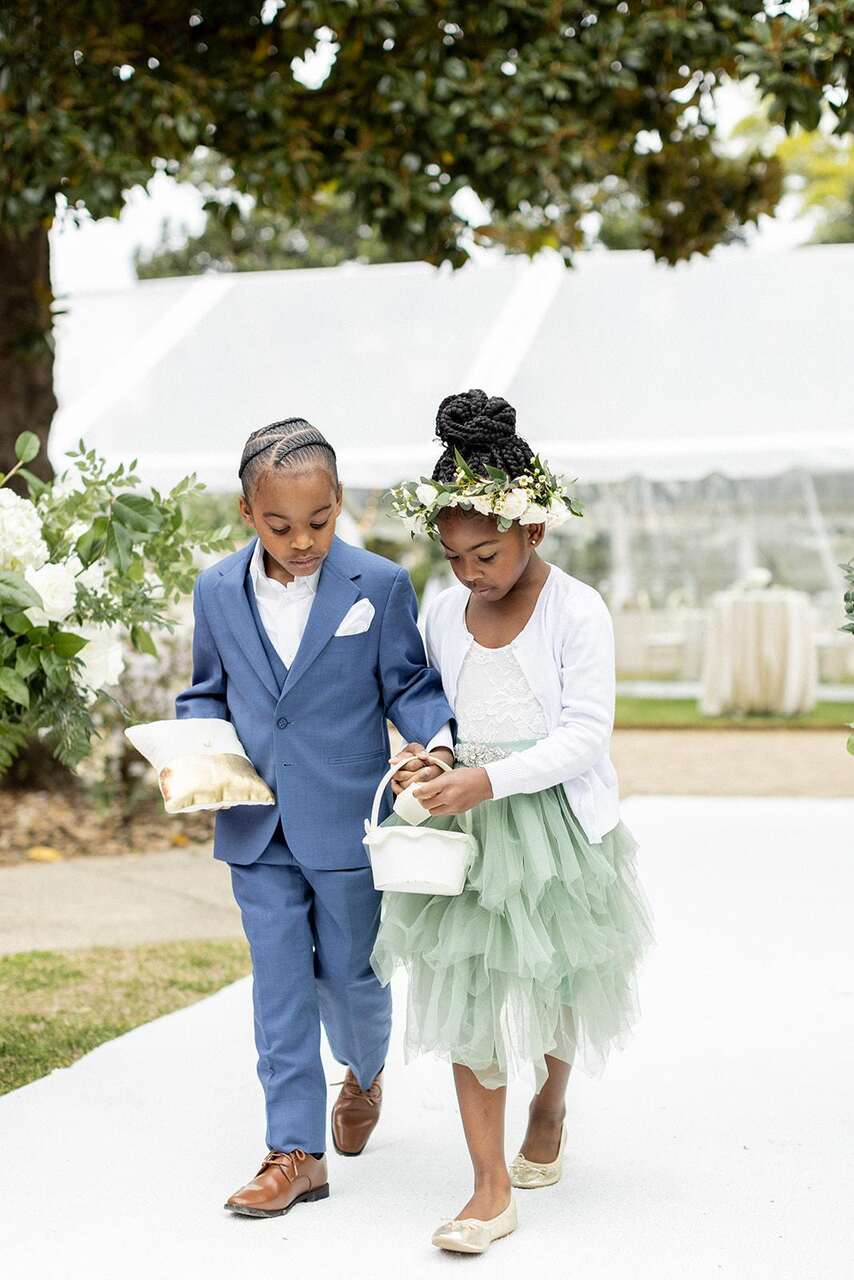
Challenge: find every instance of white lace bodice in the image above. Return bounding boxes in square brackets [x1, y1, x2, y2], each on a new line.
[455, 640, 548, 744]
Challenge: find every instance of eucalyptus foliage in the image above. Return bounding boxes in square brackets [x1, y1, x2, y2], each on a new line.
[0, 432, 235, 775]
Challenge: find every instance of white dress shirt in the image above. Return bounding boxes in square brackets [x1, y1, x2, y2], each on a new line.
[423, 563, 619, 842]
[249, 537, 453, 755]
[249, 535, 323, 667]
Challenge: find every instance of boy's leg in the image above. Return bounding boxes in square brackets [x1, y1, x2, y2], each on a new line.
[303, 864, 392, 1153]
[229, 860, 327, 1155]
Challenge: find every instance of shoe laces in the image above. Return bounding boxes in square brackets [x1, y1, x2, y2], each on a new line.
[335, 1071, 382, 1105]
[260, 1149, 308, 1181]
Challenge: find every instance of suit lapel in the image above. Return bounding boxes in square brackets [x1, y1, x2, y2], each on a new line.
[213, 539, 280, 701]
[282, 538, 361, 698]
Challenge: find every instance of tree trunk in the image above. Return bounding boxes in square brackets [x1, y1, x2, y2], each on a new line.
[0, 226, 56, 491]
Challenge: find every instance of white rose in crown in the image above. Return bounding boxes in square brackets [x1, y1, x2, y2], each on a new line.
[519, 503, 550, 525]
[496, 488, 528, 520]
[24, 560, 79, 625]
[399, 512, 424, 536]
[470, 493, 495, 516]
[0, 487, 49, 574]
[415, 482, 439, 506]
[547, 495, 571, 527]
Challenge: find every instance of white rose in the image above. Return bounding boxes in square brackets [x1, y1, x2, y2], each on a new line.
[65, 553, 106, 594]
[67, 519, 90, 543]
[415, 482, 439, 506]
[24, 560, 79, 625]
[400, 513, 424, 537]
[547, 495, 571, 527]
[496, 488, 528, 521]
[470, 493, 495, 516]
[0, 488, 49, 574]
[519, 503, 550, 525]
[79, 561, 107, 593]
[69, 623, 126, 693]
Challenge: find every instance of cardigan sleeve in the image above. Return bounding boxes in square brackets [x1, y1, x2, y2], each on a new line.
[482, 591, 615, 799]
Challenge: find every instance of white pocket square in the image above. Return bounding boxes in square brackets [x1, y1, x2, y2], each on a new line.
[334, 597, 375, 636]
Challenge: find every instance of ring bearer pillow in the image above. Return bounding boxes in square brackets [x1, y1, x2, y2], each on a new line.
[124, 719, 276, 814]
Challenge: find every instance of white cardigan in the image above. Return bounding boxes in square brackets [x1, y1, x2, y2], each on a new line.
[423, 563, 620, 844]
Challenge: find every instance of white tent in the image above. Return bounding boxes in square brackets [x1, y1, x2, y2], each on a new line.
[51, 244, 854, 492]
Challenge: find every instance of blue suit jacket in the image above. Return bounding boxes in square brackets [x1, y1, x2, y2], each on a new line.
[174, 534, 455, 868]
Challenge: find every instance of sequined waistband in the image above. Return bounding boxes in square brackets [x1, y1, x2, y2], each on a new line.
[455, 738, 541, 768]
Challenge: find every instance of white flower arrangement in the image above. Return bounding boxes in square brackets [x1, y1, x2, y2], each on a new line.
[0, 430, 236, 777]
[389, 448, 582, 539]
[0, 487, 49, 573]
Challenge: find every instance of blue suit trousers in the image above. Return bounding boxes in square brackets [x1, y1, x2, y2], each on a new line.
[229, 818, 391, 1154]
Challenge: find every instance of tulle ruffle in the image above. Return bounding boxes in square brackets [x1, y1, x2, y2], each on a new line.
[370, 772, 655, 1090]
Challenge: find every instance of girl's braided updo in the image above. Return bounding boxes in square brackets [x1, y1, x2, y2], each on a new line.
[431, 388, 534, 483]
[239, 418, 338, 501]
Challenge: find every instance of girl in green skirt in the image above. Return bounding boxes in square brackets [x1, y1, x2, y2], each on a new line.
[370, 389, 656, 1254]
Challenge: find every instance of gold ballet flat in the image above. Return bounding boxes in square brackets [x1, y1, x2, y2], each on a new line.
[431, 1197, 518, 1254]
[509, 1124, 567, 1189]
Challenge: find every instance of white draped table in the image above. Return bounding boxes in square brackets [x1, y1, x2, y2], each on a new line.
[700, 588, 817, 716]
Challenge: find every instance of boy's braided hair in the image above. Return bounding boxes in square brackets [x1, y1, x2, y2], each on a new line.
[431, 389, 534, 483]
[239, 418, 338, 501]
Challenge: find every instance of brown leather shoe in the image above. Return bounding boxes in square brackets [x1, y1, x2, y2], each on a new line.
[224, 1149, 329, 1217]
[331, 1067, 384, 1156]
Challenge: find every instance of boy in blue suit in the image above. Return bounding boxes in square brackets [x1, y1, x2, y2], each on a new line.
[175, 419, 454, 1216]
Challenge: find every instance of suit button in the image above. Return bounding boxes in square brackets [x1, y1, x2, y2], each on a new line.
[277, 717, 289, 729]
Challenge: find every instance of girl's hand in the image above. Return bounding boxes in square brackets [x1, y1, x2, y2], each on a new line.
[413, 766, 493, 815]
[389, 744, 454, 795]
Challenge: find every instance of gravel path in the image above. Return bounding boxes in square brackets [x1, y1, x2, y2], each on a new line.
[613, 729, 852, 798]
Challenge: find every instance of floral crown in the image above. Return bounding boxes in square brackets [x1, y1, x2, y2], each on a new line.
[389, 448, 582, 539]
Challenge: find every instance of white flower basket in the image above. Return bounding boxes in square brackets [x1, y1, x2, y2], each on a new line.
[363, 754, 478, 896]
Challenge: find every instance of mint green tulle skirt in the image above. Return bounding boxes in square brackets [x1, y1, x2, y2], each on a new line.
[369, 741, 656, 1091]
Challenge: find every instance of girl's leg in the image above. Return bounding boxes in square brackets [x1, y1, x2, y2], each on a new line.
[451, 1063, 513, 1220]
[520, 1053, 572, 1162]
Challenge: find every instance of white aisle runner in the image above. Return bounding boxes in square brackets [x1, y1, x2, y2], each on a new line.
[1, 797, 852, 1280]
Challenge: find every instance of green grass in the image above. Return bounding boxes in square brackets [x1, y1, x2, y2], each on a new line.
[0, 939, 250, 1095]
[615, 697, 854, 730]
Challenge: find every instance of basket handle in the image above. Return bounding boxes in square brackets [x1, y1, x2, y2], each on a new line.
[367, 752, 453, 832]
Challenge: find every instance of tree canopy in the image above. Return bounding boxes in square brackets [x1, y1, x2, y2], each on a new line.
[3, 1, 852, 263]
[0, 2, 851, 479]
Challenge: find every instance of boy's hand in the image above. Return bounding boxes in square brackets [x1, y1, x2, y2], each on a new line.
[389, 743, 454, 795]
[413, 766, 493, 815]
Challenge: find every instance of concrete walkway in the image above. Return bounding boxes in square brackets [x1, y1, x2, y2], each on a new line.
[3, 733, 853, 954]
[1, 796, 852, 1280]
[0, 844, 239, 954]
